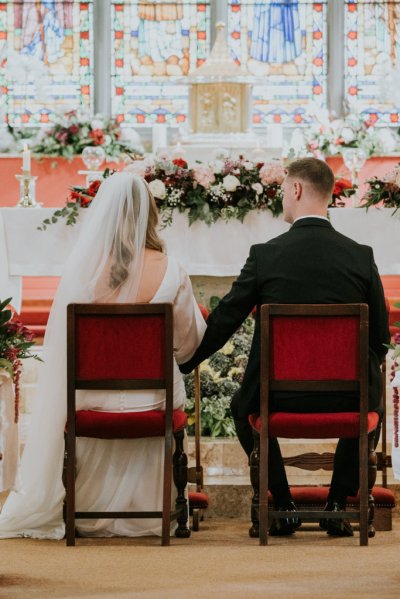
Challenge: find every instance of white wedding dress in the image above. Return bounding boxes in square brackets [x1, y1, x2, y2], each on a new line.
[0, 255, 205, 539]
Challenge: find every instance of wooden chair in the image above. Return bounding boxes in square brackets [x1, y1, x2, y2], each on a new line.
[64, 303, 190, 546]
[273, 300, 396, 531]
[249, 304, 379, 546]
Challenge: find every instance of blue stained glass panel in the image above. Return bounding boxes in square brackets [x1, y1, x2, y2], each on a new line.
[227, 0, 328, 126]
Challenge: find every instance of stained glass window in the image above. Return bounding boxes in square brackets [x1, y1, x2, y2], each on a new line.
[227, 0, 328, 126]
[0, 1, 93, 128]
[344, 0, 400, 126]
[111, 0, 210, 126]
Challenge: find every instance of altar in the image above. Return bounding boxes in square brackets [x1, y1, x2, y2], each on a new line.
[1, 154, 400, 209]
[1, 206, 399, 312]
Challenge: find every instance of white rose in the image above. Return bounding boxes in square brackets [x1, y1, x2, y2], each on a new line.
[212, 159, 224, 174]
[91, 114, 105, 130]
[252, 183, 263, 195]
[243, 161, 254, 171]
[148, 179, 166, 199]
[223, 174, 240, 192]
[103, 134, 112, 146]
[341, 127, 356, 143]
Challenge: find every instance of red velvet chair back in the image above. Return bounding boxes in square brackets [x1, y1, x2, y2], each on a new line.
[67, 303, 173, 390]
[261, 304, 369, 397]
[270, 315, 359, 382]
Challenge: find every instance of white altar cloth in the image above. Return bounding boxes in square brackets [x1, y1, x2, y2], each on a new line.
[0, 207, 399, 311]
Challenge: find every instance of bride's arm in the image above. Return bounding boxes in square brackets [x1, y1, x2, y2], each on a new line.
[173, 266, 206, 364]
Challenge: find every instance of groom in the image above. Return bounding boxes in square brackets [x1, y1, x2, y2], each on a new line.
[180, 157, 389, 537]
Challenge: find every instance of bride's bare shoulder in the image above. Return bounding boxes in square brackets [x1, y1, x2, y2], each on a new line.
[144, 249, 167, 261]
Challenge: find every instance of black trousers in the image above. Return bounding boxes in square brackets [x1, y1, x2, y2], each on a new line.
[232, 391, 383, 503]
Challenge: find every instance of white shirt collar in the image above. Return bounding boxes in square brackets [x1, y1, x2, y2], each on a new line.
[293, 215, 329, 224]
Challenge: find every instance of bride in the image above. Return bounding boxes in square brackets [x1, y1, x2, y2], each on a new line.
[0, 172, 206, 539]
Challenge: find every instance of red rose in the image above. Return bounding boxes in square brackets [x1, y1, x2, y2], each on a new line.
[172, 158, 188, 169]
[80, 195, 93, 208]
[89, 129, 105, 145]
[256, 162, 264, 170]
[68, 124, 79, 135]
[87, 179, 102, 196]
[333, 178, 353, 196]
[70, 190, 82, 202]
[333, 183, 340, 196]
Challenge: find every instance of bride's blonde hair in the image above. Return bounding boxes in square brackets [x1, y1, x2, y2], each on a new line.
[109, 178, 165, 290]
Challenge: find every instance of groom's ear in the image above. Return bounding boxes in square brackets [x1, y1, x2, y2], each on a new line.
[293, 180, 302, 200]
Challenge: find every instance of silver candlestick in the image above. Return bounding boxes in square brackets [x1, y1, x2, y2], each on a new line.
[15, 172, 39, 208]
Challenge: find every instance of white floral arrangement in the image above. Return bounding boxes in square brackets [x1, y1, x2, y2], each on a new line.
[304, 105, 399, 158]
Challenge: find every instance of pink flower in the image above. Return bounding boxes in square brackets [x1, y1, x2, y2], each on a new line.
[55, 129, 68, 144]
[259, 163, 285, 186]
[192, 165, 215, 189]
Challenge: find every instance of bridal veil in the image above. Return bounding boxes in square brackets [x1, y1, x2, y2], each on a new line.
[0, 172, 151, 538]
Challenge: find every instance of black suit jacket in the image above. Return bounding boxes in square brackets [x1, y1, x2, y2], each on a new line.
[180, 218, 390, 418]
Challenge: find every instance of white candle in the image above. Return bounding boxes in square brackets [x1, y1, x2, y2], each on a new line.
[152, 124, 168, 154]
[22, 143, 31, 174]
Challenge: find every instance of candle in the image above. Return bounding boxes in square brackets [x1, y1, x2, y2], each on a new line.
[22, 143, 31, 174]
[152, 124, 168, 154]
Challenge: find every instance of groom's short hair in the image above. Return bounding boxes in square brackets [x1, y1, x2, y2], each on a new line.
[286, 157, 335, 198]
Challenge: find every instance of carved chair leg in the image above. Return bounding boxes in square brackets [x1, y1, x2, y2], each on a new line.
[173, 429, 191, 538]
[192, 508, 200, 532]
[249, 430, 260, 538]
[65, 434, 76, 546]
[367, 432, 377, 538]
[62, 433, 67, 525]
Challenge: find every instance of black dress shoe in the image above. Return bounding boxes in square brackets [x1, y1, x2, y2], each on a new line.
[269, 501, 301, 536]
[319, 501, 354, 537]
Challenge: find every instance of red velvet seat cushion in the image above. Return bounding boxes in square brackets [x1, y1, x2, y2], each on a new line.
[188, 491, 209, 509]
[266, 486, 395, 508]
[75, 409, 187, 439]
[249, 412, 379, 439]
